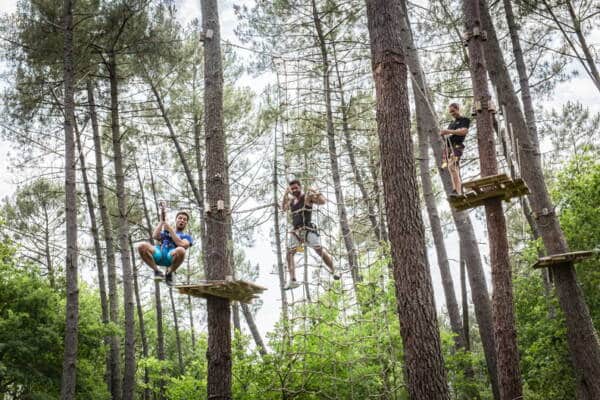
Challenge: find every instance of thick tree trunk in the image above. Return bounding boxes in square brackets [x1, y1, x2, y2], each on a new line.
[365, 1, 450, 398]
[479, 2, 600, 396]
[311, 0, 360, 286]
[60, 1, 78, 397]
[396, 2, 499, 396]
[107, 52, 136, 400]
[130, 239, 150, 400]
[201, 1, 232, 399]
[88, 78, 122, 400]
[463, 0, 523, 397]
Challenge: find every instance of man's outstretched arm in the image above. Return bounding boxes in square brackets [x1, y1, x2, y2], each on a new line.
[281, 187, 291, 212]
[306, 188, 326, 205]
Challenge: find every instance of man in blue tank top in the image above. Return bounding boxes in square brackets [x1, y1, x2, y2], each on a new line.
[138, 210, 194, 286]
[281, 179, 339, 290]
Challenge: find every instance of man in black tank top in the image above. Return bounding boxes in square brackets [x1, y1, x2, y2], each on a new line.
[281, 179, 339, 289]
[440, 103, 470, 195]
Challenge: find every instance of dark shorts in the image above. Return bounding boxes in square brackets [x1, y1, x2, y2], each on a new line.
[447, 143, 465, 161]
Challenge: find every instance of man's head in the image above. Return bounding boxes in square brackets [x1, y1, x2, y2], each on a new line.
[288, 179, 302, 198]
[449, 103, 461, 119]
[175, 211, 190, 231]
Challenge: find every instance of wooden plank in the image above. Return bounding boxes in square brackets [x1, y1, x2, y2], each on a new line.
[176, 280, 267, 303]
[532, 250, 598, 269]
[462, 173, 510, 190]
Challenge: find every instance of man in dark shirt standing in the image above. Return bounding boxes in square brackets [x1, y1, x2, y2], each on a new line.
[281, 179, 339, 290]
[440, 103, 470, 195]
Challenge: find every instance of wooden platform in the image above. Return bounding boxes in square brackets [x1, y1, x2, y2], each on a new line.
[176, 280, 267, 304]
[533, 250, 598, 269]
[448, 173, 530, 211]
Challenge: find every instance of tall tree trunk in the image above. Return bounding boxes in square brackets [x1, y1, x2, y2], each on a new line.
[479, 2, 600, 396]
[43, 206, 56, 289]
[60, 1, 78, 397]
[201, 1, 232, 399]
[368, 149, 388, 242]
[88, 78, 122, 400]
[331, 44, 382, 242]
[396, 2, 499, 396]
[134, 154, 166, 399]
[186, 258, 197, 349]
[130, 239, 150, 400]
[311, 0, 360, 286]
[462, 0, 523, 397]
[107, 52, 136, 400]
[273, 122, 289, 325]
[240, 304, 267, 356]
[365, 1, 450, 398]
[75, 117, 111, 391]
[460, 246, 470, 351]
[169, 287, 185, 373]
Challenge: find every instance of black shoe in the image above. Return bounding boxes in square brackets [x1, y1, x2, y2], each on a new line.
[333, 273, 341, 280]
[154, 270, 165, 281]
[165, 271, 174, 286]
[449, 190, 461, 198]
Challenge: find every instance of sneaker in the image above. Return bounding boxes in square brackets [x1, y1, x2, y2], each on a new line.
[284, 280, 301, 290]
[332, 273, 341, 280]
[165, 271, 174, 286]
[154, 270, 165, 281]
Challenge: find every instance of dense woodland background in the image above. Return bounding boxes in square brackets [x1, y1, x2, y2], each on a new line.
[0, 0, 599, 399]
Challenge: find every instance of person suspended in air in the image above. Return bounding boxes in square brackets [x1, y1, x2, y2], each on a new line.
[281, 179, 339, 290]
[138, 204, 193, 286]
[440, 103, 470, 196]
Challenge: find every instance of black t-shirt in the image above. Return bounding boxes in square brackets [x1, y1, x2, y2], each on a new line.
[290, 194, 312, 229]
[447, 116, 470, 146]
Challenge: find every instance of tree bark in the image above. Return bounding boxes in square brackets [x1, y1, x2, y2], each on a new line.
[88, 78, 122, 400]
[273, 119, 289, 326]
[311, 0, 360, 287]
[74, 116, 111, 392]
[60, 1, 78, 397]
[169, 287, 185, 373]
[395, 2, 499, 396]
[201, 1, 232, 398]
[107, 52, 136, 400]
[365, 1, 450, 398]
[462, 0, 523, 397]
[479, 1, 600, 396]
[460, 247, 470, 351]
[130, 239, 150, 400]
[240, 304, 267, 356]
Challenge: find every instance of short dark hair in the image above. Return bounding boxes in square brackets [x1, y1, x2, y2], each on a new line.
[288, 179, 301, 187]
[449, 103, 460, 110]
[176, 211, 190, 221]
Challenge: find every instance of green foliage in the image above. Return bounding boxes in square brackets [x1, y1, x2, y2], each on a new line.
[0, 238, 109, 399]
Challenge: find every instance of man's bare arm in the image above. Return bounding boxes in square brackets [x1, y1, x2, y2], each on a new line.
[152, 221, 164, 241]
[281, 188, 291, 212]
[306, 189, 326, 205]
[163, 223, 191, 249]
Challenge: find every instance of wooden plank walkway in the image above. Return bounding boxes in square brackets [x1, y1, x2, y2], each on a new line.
[448, 173, 530, 211]
[176, 280, 267, 304]
[533, 250, 598, 269]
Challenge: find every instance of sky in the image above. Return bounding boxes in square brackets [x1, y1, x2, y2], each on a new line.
[0, 0, 598, 343]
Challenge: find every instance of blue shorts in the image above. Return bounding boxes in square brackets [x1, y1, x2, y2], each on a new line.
[153, 245, 175, 267]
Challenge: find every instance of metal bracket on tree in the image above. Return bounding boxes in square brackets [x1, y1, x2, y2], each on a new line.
[462, 26, 488, 46]
[199, 29, 214, 42]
